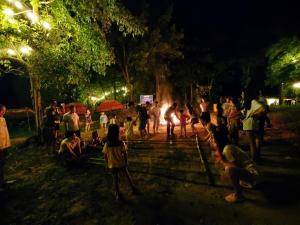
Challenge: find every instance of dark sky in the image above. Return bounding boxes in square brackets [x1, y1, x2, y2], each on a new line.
[172, 0, 299, 52]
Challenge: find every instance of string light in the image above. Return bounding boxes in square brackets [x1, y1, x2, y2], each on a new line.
[3, 8, 14, 16]
[42, 21, 51, 30]
[26, 11, 38, 23]
[14, 1, 23, 9]
[20, 46, 32, 55]
[7, 49, 16, 55]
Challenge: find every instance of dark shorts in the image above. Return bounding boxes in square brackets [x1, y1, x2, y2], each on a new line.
[139, 120, 147, 130]
[200, 112, 211, 123]
[43, 126, 56, 144]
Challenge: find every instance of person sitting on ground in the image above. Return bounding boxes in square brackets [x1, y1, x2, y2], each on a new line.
[217, 144, 259, 203]
[92, 131, 102, 146]
[102, 124, 139, 201]
[58, 131, 82, 166]
[179, 109, 190, 138]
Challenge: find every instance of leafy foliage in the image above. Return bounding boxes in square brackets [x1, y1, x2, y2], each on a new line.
[266, 37, 300, 86]
[0, 0, 145, 101]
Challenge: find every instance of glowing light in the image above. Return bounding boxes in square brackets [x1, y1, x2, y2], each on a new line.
[42, 21, 51, 30]
[90, 96, 99, 101]
[20, 46, 32, 55]
[14, 1, 23, 9]
[7, 49, 16, 55]
[3, 8, 14, 16]
[26, 11, 38, 23]
[8, 18, 16, 23]
[293, 82, 300, 89]
[266, 98, 279, 106]
[159, 103, 180, 125]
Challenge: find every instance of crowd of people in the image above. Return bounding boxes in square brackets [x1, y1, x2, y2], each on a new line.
[0, 91, 272, 202]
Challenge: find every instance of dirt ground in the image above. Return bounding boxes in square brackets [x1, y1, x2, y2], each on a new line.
[1, 112, 300, 225]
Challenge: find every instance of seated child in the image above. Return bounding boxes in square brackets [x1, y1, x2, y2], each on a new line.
[58, 131, 82, 166]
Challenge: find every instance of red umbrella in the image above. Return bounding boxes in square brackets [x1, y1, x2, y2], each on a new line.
[64, 102, 87, 115]
[96, 100, 124, 112]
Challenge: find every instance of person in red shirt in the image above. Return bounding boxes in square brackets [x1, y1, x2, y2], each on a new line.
[179, 109, 190, 138]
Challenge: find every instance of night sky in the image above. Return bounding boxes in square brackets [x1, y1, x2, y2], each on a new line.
[172, 0, 299, 62]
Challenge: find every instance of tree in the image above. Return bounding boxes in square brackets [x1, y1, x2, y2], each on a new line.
[266, 37, 300, 86]
[0, 0, 144, 134]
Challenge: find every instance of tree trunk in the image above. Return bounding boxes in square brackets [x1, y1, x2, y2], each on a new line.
[30, 75, 43, 136]
[155, 71, 161, 102]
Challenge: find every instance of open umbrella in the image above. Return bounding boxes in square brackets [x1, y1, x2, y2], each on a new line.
[64, 102, 87, 115]
[96, 100, 124, 112]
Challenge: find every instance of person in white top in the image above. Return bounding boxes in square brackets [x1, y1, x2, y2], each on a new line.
[242, 96, 264, 161]
[100, 112, 109, 131]
[63, 105, 81, 137]
[0, 105, 11, 189]
[151, 101, 161, 134]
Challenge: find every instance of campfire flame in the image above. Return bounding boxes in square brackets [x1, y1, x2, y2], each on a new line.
[160, 103, 180, 125]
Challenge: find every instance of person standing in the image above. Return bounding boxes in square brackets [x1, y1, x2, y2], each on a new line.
[151, 101, 161, 134]
[145, 101, 152, 135]
[100, 112, 108, 132]
[186, 103, 198, 136]
[85, 109, 92, 132]
[242, 95, 264, 161]
[199, 97, 211, 125]
[63, 104, 81, 138]
[179, 109, 190, 138]
[164, 103, 179, 139]
[0, 105, 11, 190]
[137, 105, 148, 139]
[102, 124, 139, 201]
[43, 107, 57, 154]
[227, 98, 242, 145]
[44, 100, 61, 139]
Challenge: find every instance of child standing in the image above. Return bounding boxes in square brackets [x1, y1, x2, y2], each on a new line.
[179, 109, 190, 138]
[124, 116, 137, 142]
[102, 124, 139, 201]
[99, 112, 108, 131]
[85, 109, 92, 132]
[0, 105, 11, 189]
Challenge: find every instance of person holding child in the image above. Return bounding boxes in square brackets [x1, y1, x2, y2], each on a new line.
[102, 124, 139, 201]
